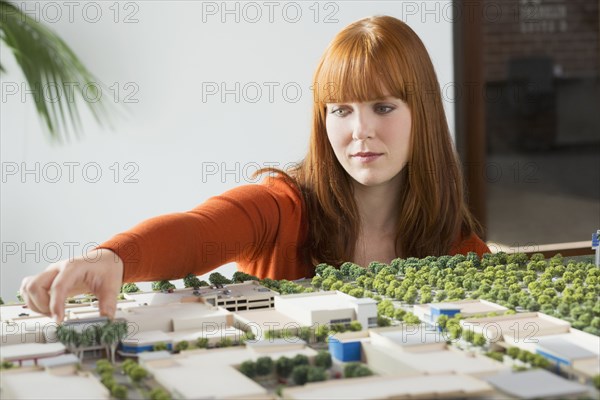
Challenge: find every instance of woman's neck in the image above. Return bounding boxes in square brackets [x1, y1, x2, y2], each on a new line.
[352, 174, 403, 235]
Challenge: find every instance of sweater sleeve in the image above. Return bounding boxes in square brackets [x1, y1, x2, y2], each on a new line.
[95, 176, 307, 283]
[449, 232, 491, 257]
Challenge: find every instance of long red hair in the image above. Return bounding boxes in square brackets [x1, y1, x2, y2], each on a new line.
[256, 15, 480, 267]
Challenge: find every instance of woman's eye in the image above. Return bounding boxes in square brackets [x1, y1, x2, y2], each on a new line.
[330, 107, 349, 117]
[375, 105, 394, 114]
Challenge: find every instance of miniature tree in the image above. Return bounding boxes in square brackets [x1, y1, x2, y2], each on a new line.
[232, 271, 259, 283]
[101, 320, 128, 363]
[311, 276, 323, 288]
[255, 356, 273, 376]
[152, 280, 175, 292]
[183, 274, 203, 288]
[0, 297, 4, 305]
[314, 350, 332, 369]
[276, 356, 294, 378]
[239, 360, 256, 378]
[121, 283, 140, 293]
[321, 266, 343, 281]
[593, 375, 600, 390]
[208, 272, 232, 286]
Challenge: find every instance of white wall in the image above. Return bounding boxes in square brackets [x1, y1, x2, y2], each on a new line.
[1, 1, 455, 300]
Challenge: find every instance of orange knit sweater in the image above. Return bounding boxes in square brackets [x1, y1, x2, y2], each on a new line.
[97, 176, 490, 283]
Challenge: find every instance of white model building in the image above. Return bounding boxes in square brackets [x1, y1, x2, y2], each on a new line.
[125, 280, 277, 311]
[361, 326, 509, 378]
[140, 339, 317, 399]
[282, 372, 495, 399]
[413, 299, 509, 327]
[1, 366, 109, 399]
[274, 291, 378, 330]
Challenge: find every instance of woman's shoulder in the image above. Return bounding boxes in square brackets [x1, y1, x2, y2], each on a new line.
[213, 173, 303, 206]
[449, 231, 491, 257]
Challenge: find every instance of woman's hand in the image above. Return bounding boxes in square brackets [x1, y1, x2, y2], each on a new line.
[19, 248, 124, 323]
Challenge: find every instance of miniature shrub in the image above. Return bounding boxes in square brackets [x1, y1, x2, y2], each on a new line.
[344, 362, 373, 378]
[129, 366, 148, 383]
[121, 283, 140, 293]
[100, 374, 116, 390]
[291, 365, 310, 385]
[315, 325, 330, 342]
[153, 342, 168, 352]
[402, 313, 421, 325]
[292, 354, 309, 367]
[353, 365, 373, 377]
[314, 350, 332, 369]
[276, 356, 294, 378]
[506, 347, 520, 359]
[174, 341, 189, 352]
[196, 338, 209, 348]
[217, 337, 233, 348]
[593, 375, 600, 390]
[532, 354, 551, 369]
[121, 359, 137, 374]
[311, 276, 323, 288]
[462, 329, 475, 343]
[239, 360, 256, 378]
[255, 357, 273, 376]
[343, 362, 361, 378]
[472, 333, 487, 346]
[0, 361, 14, 370]
[111, 384, 128, 400]
[348, 321, 362, 331]
[485, 352, 504, 362]
[306, 366, 327, 383]
[149, 388, 171, 400]
[376, 316, 391, 327]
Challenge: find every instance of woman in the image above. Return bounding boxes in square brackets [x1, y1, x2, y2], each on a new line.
[20, 15, 489, 322]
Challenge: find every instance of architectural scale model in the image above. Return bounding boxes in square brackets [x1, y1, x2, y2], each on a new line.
[1, 252, 599, 399]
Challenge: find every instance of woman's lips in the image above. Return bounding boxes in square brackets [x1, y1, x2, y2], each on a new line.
[352, 152, 382, 163]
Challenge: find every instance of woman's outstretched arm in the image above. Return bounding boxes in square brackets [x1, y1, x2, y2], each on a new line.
[19, 176, 306, 322]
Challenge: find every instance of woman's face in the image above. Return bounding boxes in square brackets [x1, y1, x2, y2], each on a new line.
[325, 94, 412, 188]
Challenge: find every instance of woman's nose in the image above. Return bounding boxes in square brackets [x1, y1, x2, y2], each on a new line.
[351, 112, 375, 141]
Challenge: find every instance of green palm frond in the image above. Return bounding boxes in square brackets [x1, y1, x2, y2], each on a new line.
[0, 0, 113, 142]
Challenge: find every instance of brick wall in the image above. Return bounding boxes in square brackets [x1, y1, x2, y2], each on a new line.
[483, 0, 599, 82]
